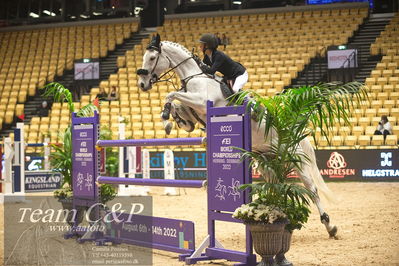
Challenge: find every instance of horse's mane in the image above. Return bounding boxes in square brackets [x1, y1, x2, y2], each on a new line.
[161, 41, 192, 57]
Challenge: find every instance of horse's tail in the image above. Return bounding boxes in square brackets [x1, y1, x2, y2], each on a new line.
[301, 139, 337, 204]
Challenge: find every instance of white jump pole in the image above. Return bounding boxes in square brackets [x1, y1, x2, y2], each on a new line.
[126, 146, 148, 196]
[118, 119, 135, 196]
[3, 137, 14, 196]
[141, 148, 150, 195]
[118, 119, 148, 196]
[44, 137, 50, 171]
[163, 149, 178, 196]
[118, 119, 125, 179]
[14, 123, 25, 195]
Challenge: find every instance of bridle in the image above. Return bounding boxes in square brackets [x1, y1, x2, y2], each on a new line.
[137, 45, 203, 91]
[136, 49, 162, 85]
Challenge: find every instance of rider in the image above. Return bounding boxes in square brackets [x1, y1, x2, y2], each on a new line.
[198, 33, 248, 93]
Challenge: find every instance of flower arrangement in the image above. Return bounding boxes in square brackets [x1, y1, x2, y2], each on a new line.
[53, 184, 73, 200]
[233, 200, 287, 224]
[233, 181, 313, 228]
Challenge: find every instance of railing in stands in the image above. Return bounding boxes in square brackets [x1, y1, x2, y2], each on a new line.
[303, 46, 328, 86]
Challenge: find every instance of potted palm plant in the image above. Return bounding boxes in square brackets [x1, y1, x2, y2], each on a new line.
[41, 82, 117, 207]
[231, 82, 366, 266]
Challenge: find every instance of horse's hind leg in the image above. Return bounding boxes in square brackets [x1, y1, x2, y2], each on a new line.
[172, 104, 197, 132]
[299, 168, 338, 237]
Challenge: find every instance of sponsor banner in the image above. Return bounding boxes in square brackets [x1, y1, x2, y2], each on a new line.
[253, 149, 399, 181]
[317, 149, 399, 181]
[148, 151, 207, 179]
[25, 171, 63, 192]
[150, 150, 398, 181]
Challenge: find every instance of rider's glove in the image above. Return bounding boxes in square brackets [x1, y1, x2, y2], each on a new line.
[200, 64, 211, 73]
[192, 54, 202, 65]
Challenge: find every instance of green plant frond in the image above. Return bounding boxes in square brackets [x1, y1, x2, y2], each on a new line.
[100, 126, 113, 140]
[41, 82, 75, 113]
[235, 82, 367, 182]
[76, 103, 98, 117]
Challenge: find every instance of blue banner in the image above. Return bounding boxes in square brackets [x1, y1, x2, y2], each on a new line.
[25, 171, 63, 192]
[149, 149, 398, 181]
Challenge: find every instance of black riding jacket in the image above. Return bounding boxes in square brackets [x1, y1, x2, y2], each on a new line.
[202, 50, 246, 80]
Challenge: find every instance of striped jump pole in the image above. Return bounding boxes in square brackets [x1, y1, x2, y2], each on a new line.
[97, 137, 205, 147]
[97, 176, 205, 188]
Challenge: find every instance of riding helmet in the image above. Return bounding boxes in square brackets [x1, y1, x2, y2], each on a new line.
[199, 33, 218, 50]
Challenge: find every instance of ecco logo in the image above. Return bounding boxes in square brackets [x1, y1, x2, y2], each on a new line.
[220, 125, 232, 132]
[380, 152, 392, 167]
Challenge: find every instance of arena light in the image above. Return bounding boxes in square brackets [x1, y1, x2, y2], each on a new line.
[43, 10, 56, 16]
[29, 12, 39, 18]
[134, 7, 143, 15]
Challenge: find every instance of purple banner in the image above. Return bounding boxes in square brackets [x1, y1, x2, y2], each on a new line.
[72, 124, 96, 199]
[208, 116, 246, 213]
[106, 213, 195, 253]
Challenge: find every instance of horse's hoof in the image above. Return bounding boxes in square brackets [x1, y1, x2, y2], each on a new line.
[328, 225, 338, 237]
[165, 122, 173, 135]
[162, 103, 171, 120]
[162, 111, 170, 120]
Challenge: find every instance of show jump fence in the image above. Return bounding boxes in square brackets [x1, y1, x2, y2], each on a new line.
[70, 101, 257, 265]
[1, 123, 59, 195]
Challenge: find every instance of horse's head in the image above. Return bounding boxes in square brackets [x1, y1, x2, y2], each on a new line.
[137, 34, 170, 91]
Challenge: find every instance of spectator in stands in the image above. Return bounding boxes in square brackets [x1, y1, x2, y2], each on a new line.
[37, 101, 49, 117]
[107, 86, 119, 101]
[198, 33, 248, 93]
[221, 33, 230, 49]
[374, 115, 393, 140]
[96, 87, 108, 101]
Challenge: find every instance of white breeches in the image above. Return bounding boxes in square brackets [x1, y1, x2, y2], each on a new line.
[232, 71, 248, 93]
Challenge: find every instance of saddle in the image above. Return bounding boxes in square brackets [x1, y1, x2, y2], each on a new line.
[220, 77, 235, 99]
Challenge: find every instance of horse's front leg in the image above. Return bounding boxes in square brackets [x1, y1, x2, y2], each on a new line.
[161, 102, 174, 135]
[161, 101, 197, 135]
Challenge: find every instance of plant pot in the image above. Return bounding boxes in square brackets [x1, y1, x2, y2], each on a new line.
[58, 197, 73, 210]
[58, 197, 84, 226]
[249, 223, 286, 266]
[275, 230, 293, 266]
